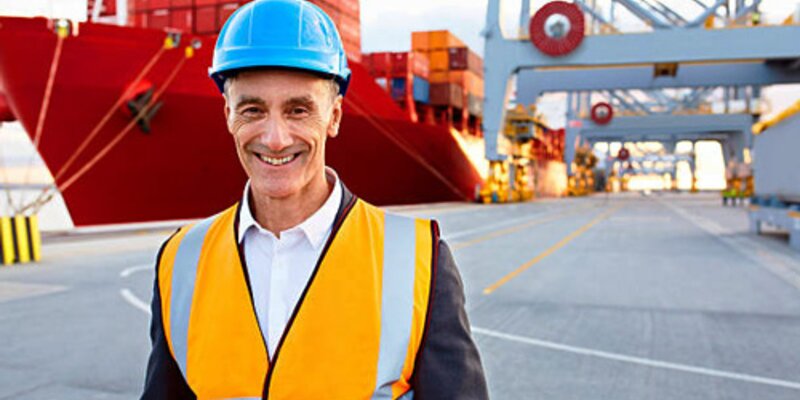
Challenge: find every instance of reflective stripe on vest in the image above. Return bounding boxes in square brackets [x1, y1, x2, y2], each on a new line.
[158, 200, 434, 399]
[169, 216, 216, 377]
[373, 213, 417, 398]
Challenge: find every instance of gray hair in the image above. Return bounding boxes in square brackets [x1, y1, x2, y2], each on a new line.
[223, 69, 340, 103]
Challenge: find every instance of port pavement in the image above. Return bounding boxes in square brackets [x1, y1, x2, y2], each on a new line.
[1, 193, 800, 399]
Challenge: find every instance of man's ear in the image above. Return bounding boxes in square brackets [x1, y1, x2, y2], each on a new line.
[224, 97, 233, 133]
[327, 95, 344, 139]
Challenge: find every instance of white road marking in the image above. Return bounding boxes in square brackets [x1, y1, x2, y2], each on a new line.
[120, 264, 152, 278]
[472, 326, 800, 390]
[120, 288, 151, 315]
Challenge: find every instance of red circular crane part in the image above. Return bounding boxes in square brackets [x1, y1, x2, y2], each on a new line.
[591, 102, 613, 125]
[529, 1, 586, 57]
[618, 148, 630, 161]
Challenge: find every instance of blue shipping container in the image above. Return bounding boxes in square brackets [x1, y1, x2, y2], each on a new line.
[391, 76, 430, 103]
[413, 76, 430, 104]
[391, 78, 406, 100]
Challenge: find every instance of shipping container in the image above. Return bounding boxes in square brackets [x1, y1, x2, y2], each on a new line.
[194, 6, 217, 33]
[447, 47, 483, 76]
[125, 0, 361, 60]
[171, 8, 193, 30]
[218, 2, 239, 27]
[413, 76, 430, 103]
[412, 30, 464, 51]
[148, 9, 170, 29]
[430, 83, 463, 108]
[339, 0, 360, 18]
[428, 49, 449, 71]
[337, 13, 361, 44]
[389, 76, 430, 103]
[149, 0, 170, 9]
[365, 52, 391, 76]
[129, 0, 149, 11]
[194, 0, 222, 6]
[389, 52, 429, 79]
[342, 38, 361, 62]
[467, 94, 483, 116]
[411, 31, 429, 52]
[428, 70, 483, 96]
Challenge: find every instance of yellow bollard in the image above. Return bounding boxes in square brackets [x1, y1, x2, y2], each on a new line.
[0, 216, 14, 265]
[13, 215, 31, 263]
[28, 215, 42, 262]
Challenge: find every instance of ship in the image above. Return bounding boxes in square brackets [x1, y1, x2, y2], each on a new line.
[0, 0, 485, 226]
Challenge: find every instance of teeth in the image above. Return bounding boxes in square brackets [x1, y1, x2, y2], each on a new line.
[259, 154, 295, 166]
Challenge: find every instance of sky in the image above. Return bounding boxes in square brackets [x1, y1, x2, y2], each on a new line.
[361, 0, 800, 55]
[361, 0, 800, 127]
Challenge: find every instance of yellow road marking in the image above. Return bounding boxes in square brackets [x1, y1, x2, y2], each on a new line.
[451, 205, 596, 251]
[482, 206, 620, 295]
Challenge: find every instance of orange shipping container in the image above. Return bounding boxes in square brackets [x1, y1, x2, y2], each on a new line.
[428, 49, 449, 71]
[429, 30, 464, 49]
[412, 30, 465, 51]
[411, 31, 429, 52]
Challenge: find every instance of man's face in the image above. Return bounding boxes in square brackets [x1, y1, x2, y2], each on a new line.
[224, 70, 342, 200]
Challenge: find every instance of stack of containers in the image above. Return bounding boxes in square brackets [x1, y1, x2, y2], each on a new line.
[126, 0, 362, 62]
[362, 51, 430, 122]
[412, 30, 484, 135]
[307, 0, 362, 62]
[127, 0, 246, 33]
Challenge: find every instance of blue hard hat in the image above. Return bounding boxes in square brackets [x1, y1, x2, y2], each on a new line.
[209, 0, 351, 95]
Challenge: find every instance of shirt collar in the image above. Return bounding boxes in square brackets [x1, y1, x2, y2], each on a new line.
[237, 168, 342, 250]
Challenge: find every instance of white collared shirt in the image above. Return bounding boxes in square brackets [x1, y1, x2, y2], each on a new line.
[237, 169, 342, 359]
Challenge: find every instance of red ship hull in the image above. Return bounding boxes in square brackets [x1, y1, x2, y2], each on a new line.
[0, 17, 482, 226]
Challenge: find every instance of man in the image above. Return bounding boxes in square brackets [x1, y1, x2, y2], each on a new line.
[141, 0, 489, 398]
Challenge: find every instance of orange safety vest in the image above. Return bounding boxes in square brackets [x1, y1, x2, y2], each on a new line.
[157, 198, 435, 399]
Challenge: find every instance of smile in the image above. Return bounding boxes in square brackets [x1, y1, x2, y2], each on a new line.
[257, 152, 298, 166]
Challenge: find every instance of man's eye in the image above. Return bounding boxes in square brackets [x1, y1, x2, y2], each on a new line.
[241, 107, 262, 116]
[290, 107, 309, 116]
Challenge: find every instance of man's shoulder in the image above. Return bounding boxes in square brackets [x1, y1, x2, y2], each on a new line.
[167, 202, 241, 243]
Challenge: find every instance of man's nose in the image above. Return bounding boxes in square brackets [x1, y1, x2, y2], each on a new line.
[260, 116, 293, 152]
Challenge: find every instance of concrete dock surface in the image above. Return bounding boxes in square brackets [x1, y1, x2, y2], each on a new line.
[1, 192, 800, 399]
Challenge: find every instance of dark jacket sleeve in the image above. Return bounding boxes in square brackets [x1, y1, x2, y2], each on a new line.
[413, 239, 490, 399]
[141, 242, 196, 400]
